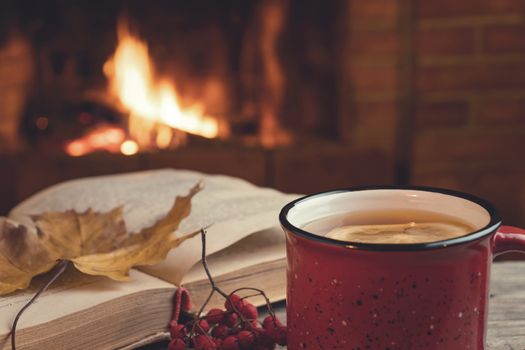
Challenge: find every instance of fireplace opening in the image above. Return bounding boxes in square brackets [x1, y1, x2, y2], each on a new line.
[2, 1, 306, 156]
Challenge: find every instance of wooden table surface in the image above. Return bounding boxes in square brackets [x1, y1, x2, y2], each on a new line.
[144, 261, 525, 349]
[483, 262, 525, 349]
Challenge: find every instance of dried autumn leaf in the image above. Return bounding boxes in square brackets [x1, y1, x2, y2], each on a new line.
[0, 182, 203, 295]
[0, 219, 57, 294]
[72, 182, 203, 280]
[33, 206, 127, 260]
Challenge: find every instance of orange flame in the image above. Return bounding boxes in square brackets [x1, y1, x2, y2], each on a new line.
[104, 21, 219, 145]
[65, 20, 220, 157]
[65, 125, 127, 157]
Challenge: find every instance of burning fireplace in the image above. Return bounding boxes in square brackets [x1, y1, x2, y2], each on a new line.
[1, 0, 525, 229]
[7, 1, 298, 155]
[1, 0, 387, 208]
[65, 19, 225, 157]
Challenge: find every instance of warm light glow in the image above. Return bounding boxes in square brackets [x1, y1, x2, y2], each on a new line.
[65, 141, 89, 157]
[64, 19, 223, 157]
[65, 125, 126, 156]
[156, 124, 173, 149]
[36, 116, 49, 130]
[104, 20, 219, 148]
[120, 140, 139, 155]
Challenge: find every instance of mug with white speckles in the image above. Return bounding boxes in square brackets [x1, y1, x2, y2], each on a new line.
[280, 186, 525, 350]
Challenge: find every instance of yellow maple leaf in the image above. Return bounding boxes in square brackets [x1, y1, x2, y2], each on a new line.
[0, 182, 203, 295]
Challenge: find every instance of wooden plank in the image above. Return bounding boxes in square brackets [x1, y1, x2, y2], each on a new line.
[487, 262, 525, 350]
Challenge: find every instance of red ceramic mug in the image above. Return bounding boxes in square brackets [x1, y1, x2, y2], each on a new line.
[280, 186, 525, 350]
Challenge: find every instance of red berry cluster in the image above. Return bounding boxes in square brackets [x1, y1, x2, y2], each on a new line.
[168, 293, 286, 350]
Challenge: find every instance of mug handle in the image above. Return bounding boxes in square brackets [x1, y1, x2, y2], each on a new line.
[492, 225, 525, 257]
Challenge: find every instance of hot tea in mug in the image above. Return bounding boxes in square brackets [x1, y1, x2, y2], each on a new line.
[280, 186, 525, 350]
[303, 209, 475, 244]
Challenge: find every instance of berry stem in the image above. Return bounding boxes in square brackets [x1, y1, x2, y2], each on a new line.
[11, 260, 69, 350]
[189, 229, 244, 337]
[230, 287, 276, 319]
[240, 292, 268, 299]
[199, 228, 229, 300]
[194, 229, 248, 325]
[196, 288, 216, 319]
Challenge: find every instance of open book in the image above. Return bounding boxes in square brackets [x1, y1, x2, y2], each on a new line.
[0, 169, 298, 350]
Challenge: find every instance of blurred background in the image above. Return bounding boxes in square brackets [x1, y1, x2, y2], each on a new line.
[0, 0, 524, 228]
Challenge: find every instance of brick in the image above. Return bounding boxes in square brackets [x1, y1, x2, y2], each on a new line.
[348, 30, 400, 56]
[146, 145, 268, 186]
[417, 62, 525, 92]
[484, 25, 525, 53]
[413, 130, 525, 163]
[417, 65, 481, 92]
[353, 101, 399, 131]
[348, 0, 400, 23]
[284, 82, 339, 136]
[477, 171, 525, 227]
[339, 101, 399, 151]
[415, 101, 470, 128]
[474, 63, 525, 90]
[411, 163, 525, 227]
[58, 153, 143, 180]
[354, 101, 399, 153]
[353, 128, 398, 156]
[13, 153, 63, 203]
[411, 172, 464, 192]
[13, 152, 143, 203]
[11, 146, 268, 204]
[473, 63, 525, 90]
[479, 98, 525, 125]
[353, 101, 400, 128]
[416, 28, 476, 56]
[273, 146, 394, 193]
[416, 0, 525, 19]
[0, 155, 15, 215]
[417, 65, 479, 92]
[346, 64, 399, 92]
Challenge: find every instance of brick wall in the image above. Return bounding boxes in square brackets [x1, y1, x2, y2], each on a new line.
[339, 0, 403, 156]
[412, 0, 525, 226]
[341, 0, 525, 226]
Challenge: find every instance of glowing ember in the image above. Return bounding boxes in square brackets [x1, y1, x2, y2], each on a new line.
[120, 140, 139, 156]
[65, 125, 126, 157]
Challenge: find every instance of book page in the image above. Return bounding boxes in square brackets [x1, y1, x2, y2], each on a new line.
[182, 226, 286, 285]
[8, 169, 298, 283]
[0, 268, 172, 339]
[9, 169, 295, 233]
[141, 209, 288, 284]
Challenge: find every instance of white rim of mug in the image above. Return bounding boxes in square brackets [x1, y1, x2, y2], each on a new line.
[279, 186, 502, 251]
